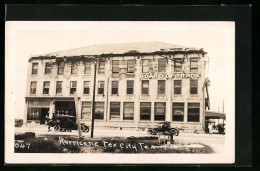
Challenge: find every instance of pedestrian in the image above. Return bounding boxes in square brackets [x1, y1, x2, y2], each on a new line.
[208, 123, 213, 135]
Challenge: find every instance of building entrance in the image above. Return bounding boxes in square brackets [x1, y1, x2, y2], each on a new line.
[55, 101, 76, 116]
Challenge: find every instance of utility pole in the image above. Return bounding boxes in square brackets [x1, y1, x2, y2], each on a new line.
[91, 58, 97, 138]
[74, 92, 82, 139]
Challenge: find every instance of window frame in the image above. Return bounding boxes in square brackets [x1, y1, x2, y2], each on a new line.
[190, 57, 198, 72]
[98, 81, 105, 94]
[187, 103, 200, 122]
[174, 80, 182, 94]
[98, 60, 105, 74]
[45, 62, 52, 74]
[32, 63, 38, 75]
[127, 59, 136, 73]
[158, 80, 166, 95]
[172, 102, 184, 122]
[83, 81, 90, 94]
[141, 80, 149, 94]
[123, 102, 134, 120]
[71, 62, 78, 74]
[140, 102, 151, 121]
[142, 59, 150, 73]
[158, 58, 167, 72]
[57, 62, 65, 75]
[81, 101, 92, 119]
[30, 81, 37, 94]
[56, 81, 62, 94]
[174, 58, 182, 72]
[70, 81, 77, 94]
[126, 80, 134, 94]
[154, 102, 166, 121]
[112, 60, 119, 73]
[111, 81, 119, 95]
[84, 61, 91, 74]
[110, 102, 120, 120]
[190, 79, 198, 94]
[43, 81, 50, 94]
[94, 102, 105, 120]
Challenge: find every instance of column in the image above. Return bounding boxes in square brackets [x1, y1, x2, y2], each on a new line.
[184, 101, 188, 122]
[49, 100, 54, 118]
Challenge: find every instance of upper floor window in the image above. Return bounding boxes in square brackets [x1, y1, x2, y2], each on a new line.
[57, 62, 65, 74]
[43, 81, 50, 94]
[112, 60, 119, 73]
[127, 59, 136, 73]
[190, 58, 198, 72]
[174, 59, 182, 72]
[32, 63, 38, 75]
[84, 61, 91, 74]
[56, 81, 62, 94]
[174, 80, 182, 94]
[70, 81, 77, 94]
[158, 80, 166, 94]
[98, 81, 105, 94]
[71, 62, 78, 74]
[30, 82, 37, 94]
[111, 81, 118, 94]
[45, 62, 52, 74]
[158, 58, 167, 72]
[142, 59, 149, 73]
[83, 81, 90, 94]
[127, 80, 134, 94]
[141, 80, 149, 94]
[190, 79, 198, 94]
[98, 60, 105, 74]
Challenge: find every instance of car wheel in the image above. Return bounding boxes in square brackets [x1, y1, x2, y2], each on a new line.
[169, 129, 177, 135]
[54, 125, 60, 132]
[80, 125, 85, 132]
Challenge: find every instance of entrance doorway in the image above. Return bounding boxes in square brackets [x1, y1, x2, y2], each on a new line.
[40, 108, 49, 124]
[55, 101, 76, 116]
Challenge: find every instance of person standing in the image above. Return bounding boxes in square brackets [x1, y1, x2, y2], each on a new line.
[208, 123, 213, 135]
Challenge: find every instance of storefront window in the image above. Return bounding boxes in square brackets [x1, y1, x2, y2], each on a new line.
[172, 103, 184, 121]
[84, 81, 90, 94]
[56, 81, 62, 94]
[57, 62, 64, 74]
[30, 82, 37, 94]
[84, 61, 91, 74]
[111, 81, 118, 94]
[71, 62, 78, 74]
[123, 102, 134, 120]
[154, 102, 166, 121]
[142, 59, 149, 73]
[174, 80, 182, 94]
[158, 58, 167, 72]
[112, 60, 119, 73]
[188, 103, 200, 122]
[174, 59, 182, 72]
[110, 102, 120, 120]
[142, 80, 149, 94]
[98, 81, 105, 94]
[82, 101, 91, 119]
[70, 81, 77, 94]
[43, 81, 50, 94]
[127, 59, 136, 73]
[32, 63, 38, 75]
[27, 108, 41, 120]
[190, 58, 198, 72]
[140, 102, 151, 120]
[45, 62, 52, 74]
[127, 80, 134, 94]
[95, 102, 104, 120]
[158, 80, 165, 94]
[190, 79, 198, 94]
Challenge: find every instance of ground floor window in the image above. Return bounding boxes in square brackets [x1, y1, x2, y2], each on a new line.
[95, 102, 104, 120]
[123, 102, 134, 120]
[188, 103, 200, 122]
[110, 102, 120, 120]
[140, 102, 151, 120]
[154, 102, 166, 121]
[82, 102, 91, 119]
[172, 103, 184, 121]
[27, 108, 49, 124]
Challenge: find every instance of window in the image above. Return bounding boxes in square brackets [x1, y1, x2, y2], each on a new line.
[123, 102, 134, 120]
[27, 108, 41, 120]
[172, 103, 184, 121]
[83, 81, 90, 94]
[112, 60, 119, 73]
[127, 59, 136, 73]
[174, 80, 182, 94]
[70, 81, 77, 94]
[84, 62, 91, 74]
[127, 80, 134, 94]
[95, 102, 104, 120]
[141, 80, 149, 94]
[32, 63, 38, 75]
[111, 81, 118, 94]
[82, 102, 91, 119]
[158, 58, 167, 72]
[98, 60, 105, 74]
[154, 102, 166, 121]
[71, 62, 78, 74]
[43, 81, 50, 94]
[174, 59, 182, 72]
[98, 81, 105, 94]
[142, 59, 149, 73]
[188, 103, 200, 122]
[110, 102, 120, 120]
[56, 81, 62, 94]
[45, 62, 52, 74]
[158, 80, 166, 94]
[57, 62, 65, 74]
[140, 102, 151, 120]
[190, 58, 198, 72]
[30, 82, 37, 94]
[190, 80, 198, 94]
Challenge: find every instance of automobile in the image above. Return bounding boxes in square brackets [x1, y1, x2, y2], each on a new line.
[47, 115, 90, 132]
[147, 121, 179, 136]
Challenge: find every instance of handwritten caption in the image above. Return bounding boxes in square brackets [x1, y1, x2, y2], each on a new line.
[14, 142, 31, 149]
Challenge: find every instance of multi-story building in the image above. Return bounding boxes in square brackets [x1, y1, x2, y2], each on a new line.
[24, 42, 209, 132]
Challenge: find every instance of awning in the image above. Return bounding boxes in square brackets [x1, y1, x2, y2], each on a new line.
[205, 111, 226, 119]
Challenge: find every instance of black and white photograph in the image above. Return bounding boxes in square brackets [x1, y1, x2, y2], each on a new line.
[5, 21, 235, 164]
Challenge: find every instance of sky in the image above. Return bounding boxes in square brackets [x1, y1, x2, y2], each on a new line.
[5, 21, 235, 120]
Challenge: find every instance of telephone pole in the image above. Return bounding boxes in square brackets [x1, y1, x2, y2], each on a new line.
[91, 58, 97, 138]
